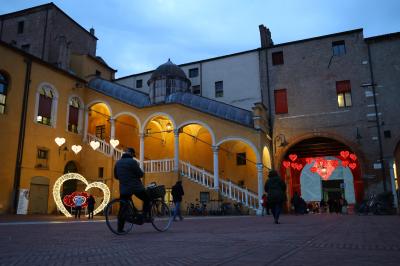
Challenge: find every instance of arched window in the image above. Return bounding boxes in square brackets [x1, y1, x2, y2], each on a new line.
[36, 84, 57, 126]
[0, 73, 8, 114]
[68, 97, 80, 133]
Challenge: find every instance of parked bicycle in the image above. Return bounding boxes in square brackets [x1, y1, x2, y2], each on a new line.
[105, 184, 172, 235]
[357, 192, 394, 215]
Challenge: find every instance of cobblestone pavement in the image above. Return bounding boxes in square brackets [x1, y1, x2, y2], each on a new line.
[0, 214, 400, 266]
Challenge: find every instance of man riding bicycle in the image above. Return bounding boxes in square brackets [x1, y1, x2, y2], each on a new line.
[114, 147, 150, 233]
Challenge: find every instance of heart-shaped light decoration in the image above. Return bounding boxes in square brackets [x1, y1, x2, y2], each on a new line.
[289, 154, 297, 162]
[283, 161, 291, 168]
[342, 160, 349, 167]
[305, 158, 314, 165]
[55, 137, 66, 147]
[90, 140, 100, 150]
[340, 150, 350, 159]
[110, 139, 120, 148]
[349, 153, 357, 161]
[53, 173, 110, 217]
[71, 145, 82, 154]
[349, 163, 357, 170]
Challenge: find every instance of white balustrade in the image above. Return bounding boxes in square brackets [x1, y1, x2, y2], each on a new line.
[180, 161, 214, 189]
[143, 159, 175, 173]
[87, 133, 111, 156]
[219, 179, 259, 210]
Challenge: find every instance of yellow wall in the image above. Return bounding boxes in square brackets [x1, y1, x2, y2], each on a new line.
[70, 54, 115, 81]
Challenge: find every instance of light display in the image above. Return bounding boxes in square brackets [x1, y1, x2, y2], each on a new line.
[53, 173, 110, 217]
[90, 140, 100, 150]
[71, 145, 82, 154]
[54, 137, 66, 146]
[110, 139, 120, 148]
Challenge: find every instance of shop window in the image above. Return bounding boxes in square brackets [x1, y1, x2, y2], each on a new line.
[336, 80, 352, 108]
[236, 152, 247, 166]
[96, 125, 106, 139]
[272, 51, 284, 65]
[0, 73, 8, 114]
[36, 148, 49, 169]
[200, 192, 210, 203]
[192, 85, 201, 95]
[136, 79, 143, 88]
[332, 40, 346, 56]
[274, 89, 288, 114]
[18, 21, 24, 34]
[189, 68, 199, 78]
[215, 81, 223, 97]
[384, 130, 391, 138]
[36, 85, 57, 126]
[68, 97, 80, 133]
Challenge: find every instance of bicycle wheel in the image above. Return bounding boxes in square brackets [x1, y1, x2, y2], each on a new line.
[105, 199, 134, 235]
[150, 200, 172, 232]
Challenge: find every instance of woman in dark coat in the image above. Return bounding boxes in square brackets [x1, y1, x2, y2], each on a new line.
[171, 181, 185, 221]
[87, 195, 95, 219]
[264, 170, 286, 224]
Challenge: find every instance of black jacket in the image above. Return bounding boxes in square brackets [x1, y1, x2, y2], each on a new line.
[114, 153, 144, 195]
[171, 182, 184, 202]
[265, 175, 286, 204]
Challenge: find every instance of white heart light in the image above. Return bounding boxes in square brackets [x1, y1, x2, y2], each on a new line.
[52, 173, 110, 217]
[110, 139, 120, 148]
[90, 140, 100, 150]
[71, 145, 82, 154]
[55, 137, 66, 147]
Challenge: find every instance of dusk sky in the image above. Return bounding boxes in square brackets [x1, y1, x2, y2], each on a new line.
[1, 0, 399, 78]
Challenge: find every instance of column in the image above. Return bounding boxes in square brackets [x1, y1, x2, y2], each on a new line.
[174, 129, 179, 171]
[109, 118, 115, 155]
[139, 133, 145, 170]
[83, 108, 89, 142]
[257, 163, 264, 215]
[212, 145, 219, 190]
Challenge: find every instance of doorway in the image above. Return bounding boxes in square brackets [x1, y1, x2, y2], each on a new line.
[29, 177, 49, 214]
[322, 179, 344, 202]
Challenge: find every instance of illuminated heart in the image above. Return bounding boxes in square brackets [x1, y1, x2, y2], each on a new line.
[291, 162, 297, 168]
[90, 140, 100, 150]
[342, 160, 349, 167]
[55, 137, 66, 147]
[71, 145, 82, 154]
[340, 151, 350, 159]
[349, 163, 357, 170]
[349, 153, 357, 161]
[296, 164, 303, 171]
[110, 139, 120, 148]
[289, 154, 297, 162]
[283, 161, 291, 168]
[314, 161, 336, 180]
[310, 167, 318, 173]
[53, 173, 110, 217]
[305, 158, 314, 165]
[330, 160, 339, 168]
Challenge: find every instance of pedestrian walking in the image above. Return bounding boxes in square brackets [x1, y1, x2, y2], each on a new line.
[74, 196, 84, 219]
[261, 194, 270, 216]
[172, 181, 185, 221]
[264, 170, 286, 224]
[291, 191, 301, 215]
[87, 195, 96, 219]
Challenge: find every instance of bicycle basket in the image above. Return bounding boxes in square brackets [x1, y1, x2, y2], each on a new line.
[147, 185, 166, 199]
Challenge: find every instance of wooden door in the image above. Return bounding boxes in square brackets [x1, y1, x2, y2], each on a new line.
[29, 184, 49, 214]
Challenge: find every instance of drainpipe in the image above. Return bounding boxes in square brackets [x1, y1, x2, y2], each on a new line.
[12, 58, 32, 213]
[367, 43, 387, 192]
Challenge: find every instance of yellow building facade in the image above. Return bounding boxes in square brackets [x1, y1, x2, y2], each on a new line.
[0, 41, 272, 215]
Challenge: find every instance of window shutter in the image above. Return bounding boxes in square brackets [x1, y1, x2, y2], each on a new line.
[274, 89, 288, 114]
[336, 80, 351, 93]
[38, 94, 52, 118]
[69, 106, 79, 125]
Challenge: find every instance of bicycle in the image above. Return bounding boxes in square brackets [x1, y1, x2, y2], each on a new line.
[105, 184, 172, 235]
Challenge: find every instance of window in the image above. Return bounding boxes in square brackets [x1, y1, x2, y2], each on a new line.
[68, 97, 80, 133]
[189, 68, 199, 78]
[136, 79, 143, 88]
[236, 152, 247, 166]
[0, 73, 8, 114]
[274, 89, 288, 114]
[332, 40, 346, 56]
[336, 80, 352, 108]
[36, 148, 49, 169]
[17, 21, 24, 34]
[199, 192, 210, 203]
[272, 51, 284, 65]
[384, 130, 391, 139]
[192, 85, 200, 95]
[96, 125, 106, 139]
[215, 81, 223, 97]
[36, 86, 54, 126]
[95, 70, 101, 76]
[98, 167, 104, 178]
[21, 44, 30, 52]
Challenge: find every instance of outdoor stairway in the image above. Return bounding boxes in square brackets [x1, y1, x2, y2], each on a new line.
[85, 134, 259, 210]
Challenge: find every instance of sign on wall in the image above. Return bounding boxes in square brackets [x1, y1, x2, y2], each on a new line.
[16, 189, 29, 215]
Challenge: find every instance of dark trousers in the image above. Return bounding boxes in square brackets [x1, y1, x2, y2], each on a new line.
[118, 191, 151, 231]
[271, 203, 282, 222]
[75, 206, 82, 219]
[173, 201, 183, 220]
[88, 207, 94, 219]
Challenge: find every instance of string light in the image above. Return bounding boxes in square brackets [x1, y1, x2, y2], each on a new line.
[53, 173, 110, 217]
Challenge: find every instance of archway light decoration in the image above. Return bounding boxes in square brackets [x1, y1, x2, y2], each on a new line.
[53, 173, 110, 217]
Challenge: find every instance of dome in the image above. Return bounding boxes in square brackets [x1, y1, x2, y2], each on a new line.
[147, 59, 190, 85]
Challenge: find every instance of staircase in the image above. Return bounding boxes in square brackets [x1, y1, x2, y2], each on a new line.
[85, 134, 259, 210]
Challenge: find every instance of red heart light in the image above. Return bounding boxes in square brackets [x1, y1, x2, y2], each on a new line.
[289, 154, 298, 162]
[310, 167, 318, 173]
[305, 158, 314, 164]
[340, 151, 350, 159]
[349, 163, 357, 170]
[291, 162, 297, 168]
[296, 164, 303, 171]
[342, 160, 349, 167]
[283, 161, 291, 168]
[330, 160, 339, 168]
[349, 154, 357, 161]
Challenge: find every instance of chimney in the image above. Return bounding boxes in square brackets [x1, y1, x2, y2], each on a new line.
[89, 27, 95, 36]
[259, 24, 273, 48]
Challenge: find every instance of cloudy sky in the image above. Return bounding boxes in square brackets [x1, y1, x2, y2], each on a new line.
[1, 0, 399, 78]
